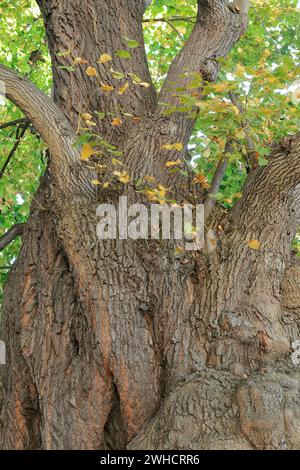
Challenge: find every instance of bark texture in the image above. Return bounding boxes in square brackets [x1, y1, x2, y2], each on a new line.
[0, 0, 300, 450]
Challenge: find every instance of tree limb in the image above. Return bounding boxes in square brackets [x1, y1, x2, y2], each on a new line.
[0, 64, 90, 195]
[230, 133, 300, 239]
[36, 0, 157, 134]
[0, 223, 25, 252]
[159, 1, 248, 109]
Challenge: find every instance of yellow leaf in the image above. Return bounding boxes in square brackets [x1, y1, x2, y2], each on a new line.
[175, 246, 184, 255]
[144, 175, 155, 183]
[111, 118, 123, 127]
[91, 179, 101, 185]
[162, 142, 183, 151]
[236, 63, 245, 77]
[136, 81, 150, 88]
[81, 143, 94, 160]
[103, 182, 110, 189]
[114, 171, 130, 184]
[82, 113, 93, 121]
[203, 148, 211, 158]
[157, 185, 167, 199]
[86, 66, 97, 77]
[98, 53, 112, 64]
[112, 158, 123, 166]
[211, 83, 228, 92]
[118, 83, 129, 95]
[85, 120, 96, 127]
[247, 239, 261, 250]
[165, 159, 182, 168]
[74, 57, 88, 65]
[101, 83, 114, 92]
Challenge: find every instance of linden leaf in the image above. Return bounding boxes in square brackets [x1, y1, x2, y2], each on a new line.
[82, 113, 93, 121]
[118, 83, 129, 95]
[116, 50, 131, 59]
[111, 118, 123, 127]
[162, 143, 183, 151]
[56, 49, 71, 57]
[114, 171, 130, 184]
[247, 239, 261, 250]
[74, 57, 88, 65]
[81, 143, 94, 160]
[86, 66, 97, 77]
[98, 53, 112, 64]
[135, 81, 150, 88]
[144, 175, 155, 183]
[101, 83, 114, 92]
[110, 69, 125, 80]
[111, 158, 123, 166]
[85, 120, 96, 127]
[165, 159, 182, 168]
[203, 148, 211, 158]
[124, 37, 139, 49]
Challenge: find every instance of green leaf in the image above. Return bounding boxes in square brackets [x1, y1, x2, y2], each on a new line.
[116, 49, 131, 59]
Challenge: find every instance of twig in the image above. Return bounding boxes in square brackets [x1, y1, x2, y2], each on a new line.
[250, 2, 279, 50]
[0, 123, 29, 180]
[0, 118, 29, 131]
[0, 223, 25, 252]
[228, 91, 256, 169]
[165, 19, 185, 42]
[143, 16, 196, 25]
[204, 142, 232, 219]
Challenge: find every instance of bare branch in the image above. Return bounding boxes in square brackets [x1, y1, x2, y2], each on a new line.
[0, 123, 29, 180]
[0, 223, 25, 252]
[228, 91, 257, 169]
[143, 16, 197, 24]
[0, 118, 29, 131]
[204, 142, 232, 218]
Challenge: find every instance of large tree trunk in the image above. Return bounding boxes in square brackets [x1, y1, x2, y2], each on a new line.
[1, 0, 300, 450]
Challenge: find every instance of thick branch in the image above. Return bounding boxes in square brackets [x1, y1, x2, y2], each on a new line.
[0, 64, 89, 194]
[230, 133, 300, 248]
[0, 223, 25, 251]
[148, 0, 249, 171]
[36, 0, 156, 135]
[159, 1, 248, 109]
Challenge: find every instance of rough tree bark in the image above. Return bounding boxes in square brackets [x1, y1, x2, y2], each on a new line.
[0, 0, 300, 450]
